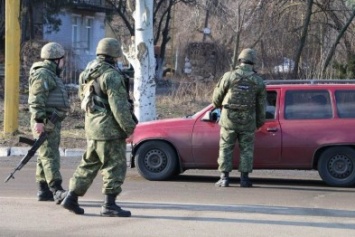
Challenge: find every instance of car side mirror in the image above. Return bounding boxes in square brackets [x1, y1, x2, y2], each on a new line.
[202, 110, 219, 122]
[201, 111, 212, 121]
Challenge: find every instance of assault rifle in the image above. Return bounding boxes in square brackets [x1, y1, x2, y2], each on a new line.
[4, 112, 60, 183]
[119, 68, 139, 124]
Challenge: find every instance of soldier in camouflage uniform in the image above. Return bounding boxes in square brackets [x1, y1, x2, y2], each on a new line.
[61, 38, 137, 217]
[28, 42, 70, 203]
[212, 48, 266, 188]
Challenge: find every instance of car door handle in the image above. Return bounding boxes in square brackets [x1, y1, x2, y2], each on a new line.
[267, 127, 279, 132]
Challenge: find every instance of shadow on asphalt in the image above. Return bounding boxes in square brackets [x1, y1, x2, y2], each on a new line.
[167, 175, 355, 192]
[78, 201, 355, 221]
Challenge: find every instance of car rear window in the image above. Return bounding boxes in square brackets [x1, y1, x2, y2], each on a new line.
[284, 90, 332, 119]
[335, 90, 355, 118]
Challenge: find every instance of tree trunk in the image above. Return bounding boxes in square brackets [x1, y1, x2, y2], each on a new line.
[322, 10, 355, 74]
[154, 0, 173, 81]
[231, 3, 242, 69]
[292, 0, 313, 79]
[125, 0, 156, 122]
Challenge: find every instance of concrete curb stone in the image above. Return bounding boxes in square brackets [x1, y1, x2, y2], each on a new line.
[0, 147, 10, 156]
[0, 144, 132, 166]
[0, 147, 84, 157]
[64, 148, 84, 157]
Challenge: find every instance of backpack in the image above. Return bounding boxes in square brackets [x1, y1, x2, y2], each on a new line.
[227, 72, 257, 111]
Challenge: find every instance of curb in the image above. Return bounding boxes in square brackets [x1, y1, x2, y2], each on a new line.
[0, 144, 133, 166]
[0, 147, 83, 157]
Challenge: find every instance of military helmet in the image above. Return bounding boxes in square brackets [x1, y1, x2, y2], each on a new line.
[238, 48, 257, 64]
[41, 42, 65, 60]
[96, 38, 122, 58]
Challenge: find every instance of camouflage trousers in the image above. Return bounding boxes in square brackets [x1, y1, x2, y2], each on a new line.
[69, 139, 127, 196]
[31, 120, 63, 186]
[217, 127, 255, 173]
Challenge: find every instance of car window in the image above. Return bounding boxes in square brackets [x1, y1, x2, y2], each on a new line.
[335, 90, 355, 118]
[284, 90, 332, 119]
[266, 91, 277, 119]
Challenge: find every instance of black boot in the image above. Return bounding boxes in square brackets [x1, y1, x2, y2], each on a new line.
[240, 172, 252, 187]
[61, 191, 84, 215]
[37, 181, 54, 201]
[215, 172, 230, 187]
[49, 180, 68, 204]
[101, 194, 131, 217]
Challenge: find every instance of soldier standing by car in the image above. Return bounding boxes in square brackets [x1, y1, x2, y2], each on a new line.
[212, 48, 266, 188]
[61, 38, 137, 216]
[28, 42, 70, 203]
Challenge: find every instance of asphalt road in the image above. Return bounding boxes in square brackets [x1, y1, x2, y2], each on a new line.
[0, 156, 354, 237]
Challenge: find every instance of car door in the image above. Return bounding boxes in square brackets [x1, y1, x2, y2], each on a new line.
[254, 89, 282, 167]
[191, 89, 282, 169]
[190, 108, 220, 168]
[279, 89, 333, 168]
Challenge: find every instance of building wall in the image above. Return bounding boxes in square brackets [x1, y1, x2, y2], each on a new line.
[43, 11, 106, 73]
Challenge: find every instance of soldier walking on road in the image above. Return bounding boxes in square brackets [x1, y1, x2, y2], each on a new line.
[61, 38, 137, 216]
[212, 48, 266, 188]
[28, 42, 70, 203]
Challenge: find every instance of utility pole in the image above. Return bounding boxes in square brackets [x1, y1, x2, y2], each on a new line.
[3, 0, 21, 134]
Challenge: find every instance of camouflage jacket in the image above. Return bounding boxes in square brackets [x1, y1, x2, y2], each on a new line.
[212, 64, 266, 131]
[28, 60, 70, 122]
[78, 57, 136, 140]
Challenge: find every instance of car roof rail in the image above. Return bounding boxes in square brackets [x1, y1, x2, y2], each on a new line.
[264, 79, 355, 85]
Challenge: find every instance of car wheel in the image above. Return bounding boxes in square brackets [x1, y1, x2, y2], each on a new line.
[135, 141, 178, 181]
[317, 147, 355, 187]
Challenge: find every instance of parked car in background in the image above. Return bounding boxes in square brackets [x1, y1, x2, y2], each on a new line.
[127, 80, 355, 187]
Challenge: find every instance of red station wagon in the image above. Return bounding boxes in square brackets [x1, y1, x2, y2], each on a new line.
[127, 80, 355, 187]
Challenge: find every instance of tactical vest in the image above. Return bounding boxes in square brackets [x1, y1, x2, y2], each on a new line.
[224, 74, 257, 111]
[46, 76, 70, 112]
[31, 66, 70, 113]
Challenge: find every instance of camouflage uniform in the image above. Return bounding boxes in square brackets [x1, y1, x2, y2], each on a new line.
[28, 42, 70, 202]
[212, 48, 266, 187]
[62, 38, 136, 217]
[68, 56, 136, 196]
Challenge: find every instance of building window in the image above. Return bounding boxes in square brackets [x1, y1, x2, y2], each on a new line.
[85, 18, 93, 51]
[72, 16, 80, 49]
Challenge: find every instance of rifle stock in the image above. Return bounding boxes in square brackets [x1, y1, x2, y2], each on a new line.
[4, 112, 59, 183]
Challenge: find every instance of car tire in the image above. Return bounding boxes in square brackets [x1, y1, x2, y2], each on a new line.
[317, 147, 355, 187]
[135, 141, 178, 181]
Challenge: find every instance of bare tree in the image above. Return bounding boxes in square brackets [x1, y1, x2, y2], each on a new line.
[3, 0, 355, 81]
[0, 0, 4, 49]
[293, 0, 314, 79]
[106, 0, 196, 81]
[321, 5, 355, 74]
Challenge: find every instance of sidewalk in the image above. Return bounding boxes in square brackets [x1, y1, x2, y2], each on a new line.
[0, 146, 85, 157]
[0, 144, 133, 166]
